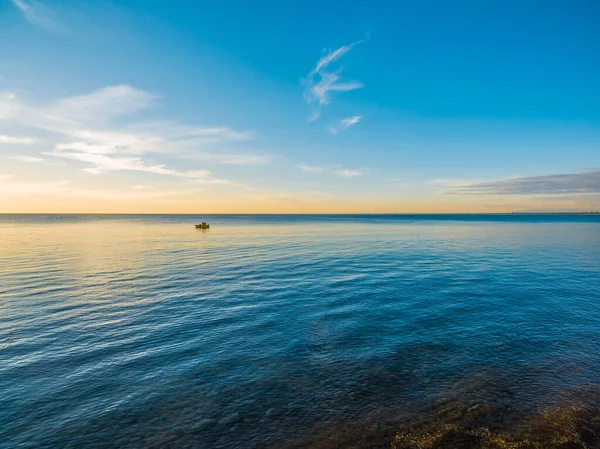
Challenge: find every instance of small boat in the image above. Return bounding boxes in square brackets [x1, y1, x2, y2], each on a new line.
[195, 222, 210, 229]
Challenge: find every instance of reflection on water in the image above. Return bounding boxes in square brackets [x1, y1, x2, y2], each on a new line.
[1, 215, 600, 448]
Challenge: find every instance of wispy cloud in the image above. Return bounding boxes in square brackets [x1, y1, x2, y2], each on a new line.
[43, 148, 212, 179]
[328, 115, 363, 134]
[12, 156, 43, 162]
[0, 134, 39, 144]
[11, 0, 57, 31]
[298, 164, 323, 173]
[336, 168, 364, 178]
[440, 169, 600, 195]
[303, 40, 364, 122]
[0, 86, 156, 136]
[0, 85, 264, 186]
[129, 122, 254, 142]
[187, 152, 271, 165]
[340, 115, 362, 127]
[298, 164, 365, 178]
[313, 43, 358, 73]
[53, 85, 156, 123]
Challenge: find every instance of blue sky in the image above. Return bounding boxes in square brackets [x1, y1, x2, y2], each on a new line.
[0, 0, 599, 212]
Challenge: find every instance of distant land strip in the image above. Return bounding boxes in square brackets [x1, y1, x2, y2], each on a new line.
[511, 211, 600, 215]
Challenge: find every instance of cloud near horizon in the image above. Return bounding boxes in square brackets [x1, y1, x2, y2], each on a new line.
[442, 169, 600, 195]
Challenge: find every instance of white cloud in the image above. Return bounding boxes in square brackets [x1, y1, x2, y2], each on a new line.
[298, 164, 323, 173]
[131, 123, 254, 142]
[328, 115, 363, 134]
[299, 164, 365, 178]
[1, 87, 155, 136]
[0, 92, 22, 121]
[12, 156, 43, 162]
[44, 148, 212, 179]
[303, 40, 364, 121]
[341, 116, 362, 127]
[0, 134, 39, 144]
[313, 43, 357, 72]
[11, 0, 57, 31]
[53, 85, 156, 123]
[336, 169, 364, 178]
[185, 151, 271, 165]
[0, 85, 264, 186]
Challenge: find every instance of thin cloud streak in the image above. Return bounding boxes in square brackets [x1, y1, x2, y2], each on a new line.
[12, 156, 43, 162]
[11, 0, 57, 31]
[53, 85, 156, 123]
[298, 164, 365, 178]
[328, 115, 363, 134]
[336, 169, 364, 178]
[298, 164, 323, 173]
[313, 41, 361, 72]
[43, 149, 212, 179]
[0, 134, 39, 144]
[443, 169, 600, 195]
[186, 152, 271, 165]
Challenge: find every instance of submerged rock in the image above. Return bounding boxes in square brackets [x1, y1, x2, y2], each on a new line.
[391, 405, 600, 449]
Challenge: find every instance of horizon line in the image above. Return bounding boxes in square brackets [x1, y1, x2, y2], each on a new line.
[1, 212, 599, 216]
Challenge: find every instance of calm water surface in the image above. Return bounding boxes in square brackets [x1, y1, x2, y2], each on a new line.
[1, 215, 600, 448]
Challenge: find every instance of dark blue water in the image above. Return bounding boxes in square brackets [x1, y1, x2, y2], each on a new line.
[1, 214, 600, 448]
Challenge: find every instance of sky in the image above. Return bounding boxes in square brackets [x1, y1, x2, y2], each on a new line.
[0, 0, 599, 213]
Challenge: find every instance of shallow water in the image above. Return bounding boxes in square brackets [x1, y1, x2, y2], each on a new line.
[1, 214, 600, 448]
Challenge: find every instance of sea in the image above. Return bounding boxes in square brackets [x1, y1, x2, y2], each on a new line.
[1, 214, 600, 448]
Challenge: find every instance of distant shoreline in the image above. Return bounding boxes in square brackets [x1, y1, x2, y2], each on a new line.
[511, 211, 600, 215]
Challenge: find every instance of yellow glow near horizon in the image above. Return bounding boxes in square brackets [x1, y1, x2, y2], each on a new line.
[1, 189, 598, 214]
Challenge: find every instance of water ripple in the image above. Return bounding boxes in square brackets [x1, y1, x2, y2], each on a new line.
[1, 215, 600, 448]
